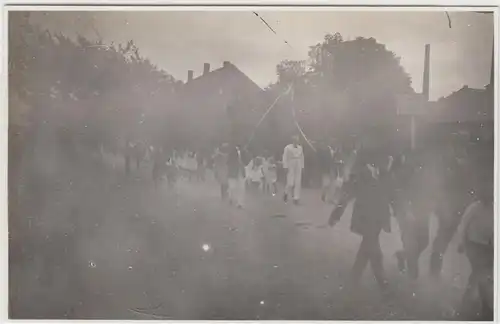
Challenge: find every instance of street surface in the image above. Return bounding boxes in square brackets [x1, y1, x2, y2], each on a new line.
[9, 151, 475, 320]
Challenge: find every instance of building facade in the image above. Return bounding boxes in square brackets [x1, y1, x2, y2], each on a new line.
[176, 61, 265, 150]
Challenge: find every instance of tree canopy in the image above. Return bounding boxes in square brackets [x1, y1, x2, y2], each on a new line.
[263, 33, 414, 149]
[9, 12, 181, 156]
[10, 15, 415, 159]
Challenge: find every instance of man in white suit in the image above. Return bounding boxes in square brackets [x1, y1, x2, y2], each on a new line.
[283, 135, 305, 205]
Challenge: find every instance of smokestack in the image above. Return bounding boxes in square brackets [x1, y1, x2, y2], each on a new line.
[422, 44, 430, 102]
[187, 70, 193, 82]
[203, 63, 210, 75]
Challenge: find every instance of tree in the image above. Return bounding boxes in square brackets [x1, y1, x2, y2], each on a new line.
[8, 14, 181, 159]
[276, 59, 306, 85]
[309, 35, 413, 126]
[264, 33, 414, 145]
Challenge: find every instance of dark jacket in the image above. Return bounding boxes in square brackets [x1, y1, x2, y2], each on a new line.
[331, 153, 393, 236]
[317, 146, 334, 175]
[227, 146, 249, 178]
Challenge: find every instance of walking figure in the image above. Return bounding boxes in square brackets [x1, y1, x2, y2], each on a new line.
[283, 135, 304, 205]
[329, 150, 394, 292]
[429, 144, 473, 278]
[392, 151, 433, 279]
[318, 140, 335, 203]
[456, 191, 493, 319]
[262, 156, 278, 196]
[456, 149, 493, 320]
[227, 143, 247, 209]
[213, 144, 229, 200]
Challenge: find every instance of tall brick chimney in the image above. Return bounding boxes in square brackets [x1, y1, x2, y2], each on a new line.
[422, 44, 430, 102]
[203, 63, 210, 75]
[187, 70, 193, 82]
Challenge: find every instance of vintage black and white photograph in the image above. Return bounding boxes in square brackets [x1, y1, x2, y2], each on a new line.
[7, 6, 496, 320]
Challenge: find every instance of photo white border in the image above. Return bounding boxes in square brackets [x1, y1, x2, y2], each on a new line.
[1, 2, 498, 324]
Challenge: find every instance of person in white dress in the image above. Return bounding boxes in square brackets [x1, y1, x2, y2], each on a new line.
[282, 135, 305, 205]
[246, 157, 264, 193]
[262, 156, 278, 196]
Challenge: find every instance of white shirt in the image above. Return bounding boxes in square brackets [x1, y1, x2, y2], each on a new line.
[262, 159, 277, 181]
[282, 144, 304, 169]
[250, 165, 264, 182]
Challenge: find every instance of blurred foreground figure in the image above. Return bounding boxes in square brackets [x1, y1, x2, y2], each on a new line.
[429, 144, 473, 277]
[456, 149, 493, 320]
[329, 150, 393, 292]
[456, 188, 493, 320]
[213, 144, 229, 200]
[283, 135, 304, 205]
[227, 144, 247, 209]
[392, 151, 435, 279]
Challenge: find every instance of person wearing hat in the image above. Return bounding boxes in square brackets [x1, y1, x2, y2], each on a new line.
[282, 135, 305, 205]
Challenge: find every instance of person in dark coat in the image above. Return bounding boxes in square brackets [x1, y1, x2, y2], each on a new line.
[329, 149, 394, 291]
[317, 141, 335, 203]
[227, 143, 249, 208]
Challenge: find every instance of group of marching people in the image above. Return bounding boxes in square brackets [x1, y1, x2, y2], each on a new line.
[325, 138, 493, 319]
[212, 142, 280, 209]
[210, 135, 310, 209]
[210, 133, 325, 209]
[150, 147, 209, 187]
[147, 131, 491, 318]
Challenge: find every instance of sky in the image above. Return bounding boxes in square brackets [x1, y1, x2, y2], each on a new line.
[28, 9, 494, 101]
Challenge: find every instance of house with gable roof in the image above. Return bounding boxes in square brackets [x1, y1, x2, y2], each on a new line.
[176, 61, 266, 150]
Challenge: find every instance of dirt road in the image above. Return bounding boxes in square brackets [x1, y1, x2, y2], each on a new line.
[9, 155, 476, 320]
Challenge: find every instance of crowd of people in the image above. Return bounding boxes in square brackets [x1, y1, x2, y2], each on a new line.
[122, 130, 492, 319]
[325, 136, 493, 319]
